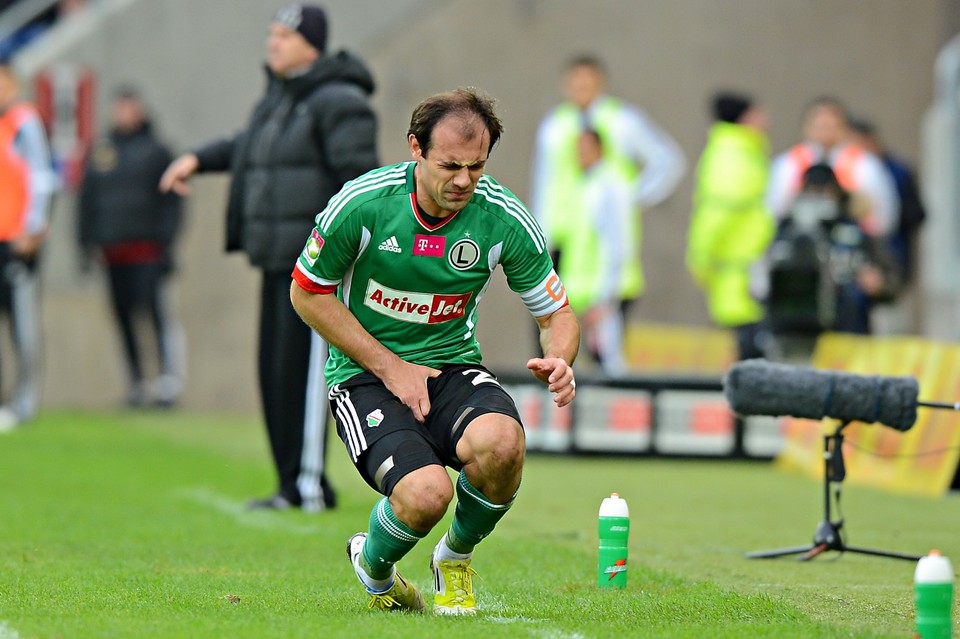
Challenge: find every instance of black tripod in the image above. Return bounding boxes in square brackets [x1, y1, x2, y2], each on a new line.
[745, 420, 922, 561]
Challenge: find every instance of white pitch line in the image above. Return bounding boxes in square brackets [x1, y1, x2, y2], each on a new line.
[0, 621, 21, 639]
[176, 487, 324, 535]
[484, 610, 587, 639]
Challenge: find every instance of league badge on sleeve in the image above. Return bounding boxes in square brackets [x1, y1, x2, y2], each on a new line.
[303, 229, 325, 266]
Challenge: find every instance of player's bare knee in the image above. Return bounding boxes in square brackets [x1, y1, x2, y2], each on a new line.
[459, 414, 524, 464]
[482, 417, 525, 469]
[390, 465, 454, 530]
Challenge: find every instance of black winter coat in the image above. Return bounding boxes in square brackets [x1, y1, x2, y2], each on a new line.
[78, 122, 181, 248]
[193, 50, 379, 272]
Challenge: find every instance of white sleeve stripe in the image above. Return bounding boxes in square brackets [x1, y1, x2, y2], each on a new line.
[321, 163, 407, 214]
[479, 177, 541, 230]
[477, 184, 545, 250]
[474, 181, 546, 252]
[316, 165, 409, 231]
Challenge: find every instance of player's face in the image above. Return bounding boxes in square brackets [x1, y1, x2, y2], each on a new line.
[266, 23, 319, 76]
[410, 115, 490, 217]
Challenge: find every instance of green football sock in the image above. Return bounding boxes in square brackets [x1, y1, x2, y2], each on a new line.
[360, 497, 426, 580]
[445, 470, 516, 555]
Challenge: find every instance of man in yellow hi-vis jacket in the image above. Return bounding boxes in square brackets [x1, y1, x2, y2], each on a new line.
[687, 92, 775, 360]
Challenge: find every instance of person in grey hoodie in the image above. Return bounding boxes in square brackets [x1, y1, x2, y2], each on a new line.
[160, 3, 379, 512]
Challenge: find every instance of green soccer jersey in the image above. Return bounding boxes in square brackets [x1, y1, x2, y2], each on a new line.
[293, 162, 568, 386]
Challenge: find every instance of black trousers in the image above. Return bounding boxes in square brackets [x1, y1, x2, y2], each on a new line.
[106, 261, 182, 391]
[258, 270, 333, 511]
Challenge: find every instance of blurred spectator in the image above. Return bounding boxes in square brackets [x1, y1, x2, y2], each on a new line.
[766, 96, 899, 240]
[848, 117, 926, 283]
[767, 163, 901, 339]
[686, 92, 776, 360]
[78, 85, 184, 408]
[0, 61, 55, 428]
[159, 4, 378, 512]
[560, 129, 634, 374]
[531, 55, 686, 316]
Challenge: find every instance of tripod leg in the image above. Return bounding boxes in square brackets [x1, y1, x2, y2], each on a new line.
[745, 545, 816, 559]
[842, 546, 923, 562]
[798, 543, 830, 561]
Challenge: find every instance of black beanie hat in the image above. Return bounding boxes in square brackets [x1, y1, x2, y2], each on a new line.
[273, 3, 328, 53]
[712, 92, 752, 124]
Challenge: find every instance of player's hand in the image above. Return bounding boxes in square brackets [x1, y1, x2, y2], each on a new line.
[382, 361, 442, 423]
[159, 153, 199, 196]
[526, 357, 576, 407]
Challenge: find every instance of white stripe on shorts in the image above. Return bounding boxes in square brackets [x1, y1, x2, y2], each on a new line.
[330, 383, 367, 461]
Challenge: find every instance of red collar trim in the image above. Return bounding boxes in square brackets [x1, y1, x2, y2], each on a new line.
[409, 192, 460, 231]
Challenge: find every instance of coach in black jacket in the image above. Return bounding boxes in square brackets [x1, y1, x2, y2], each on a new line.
[161, 4, 379, 512]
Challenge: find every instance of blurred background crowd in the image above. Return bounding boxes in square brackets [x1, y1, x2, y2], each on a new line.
[1, 0, 958, 420]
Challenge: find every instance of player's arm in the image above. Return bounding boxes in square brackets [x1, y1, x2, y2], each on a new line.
[527, 304, 579, 408]
[289, 283, 440, 421]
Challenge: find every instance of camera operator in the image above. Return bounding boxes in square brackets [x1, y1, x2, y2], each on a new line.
[767, 163, 901, 340]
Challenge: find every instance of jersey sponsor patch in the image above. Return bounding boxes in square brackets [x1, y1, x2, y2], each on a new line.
[364, 279, 471, 324]
[413, 234, 445, 257]
[378, 236, 402, 253]
[303, 229, 324, 266]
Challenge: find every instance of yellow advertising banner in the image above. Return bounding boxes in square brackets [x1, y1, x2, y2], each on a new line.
[625, 323, 736, 374]
[777, 333, 960, 497]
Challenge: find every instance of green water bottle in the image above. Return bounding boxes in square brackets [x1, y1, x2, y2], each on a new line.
[597, 493, 629, 589]
[915, 550, 954, 639]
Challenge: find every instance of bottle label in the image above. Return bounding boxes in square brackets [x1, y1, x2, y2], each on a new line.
[598, 547, 628, 589]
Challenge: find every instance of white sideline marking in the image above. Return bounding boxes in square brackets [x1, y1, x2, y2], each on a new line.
[755, 583, 908, 591]
[533, 632, 586, 639]
[176, 487, 323, 535]
[485, 614, 586, 639]
[0, 621, 21, 639]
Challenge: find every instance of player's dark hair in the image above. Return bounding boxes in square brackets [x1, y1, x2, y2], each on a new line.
[408, 87, 503, 157]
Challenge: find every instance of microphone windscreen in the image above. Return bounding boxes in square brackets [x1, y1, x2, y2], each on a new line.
[826, 371, 918, 431]
[724, 359, 828, 421]
[723, 359, 919, 431]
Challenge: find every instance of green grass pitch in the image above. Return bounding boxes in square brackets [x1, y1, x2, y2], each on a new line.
[0, 409, 956, 638]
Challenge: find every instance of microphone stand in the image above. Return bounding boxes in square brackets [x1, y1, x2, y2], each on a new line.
[745, 420, 922, 561]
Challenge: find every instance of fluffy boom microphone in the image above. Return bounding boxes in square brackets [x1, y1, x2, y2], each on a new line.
[723, 359, 919, 431]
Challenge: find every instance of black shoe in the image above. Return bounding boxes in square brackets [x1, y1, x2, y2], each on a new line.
[247, 493, 295, 511]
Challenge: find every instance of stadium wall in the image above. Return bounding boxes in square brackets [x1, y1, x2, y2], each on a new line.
[11, 0, 957, 412]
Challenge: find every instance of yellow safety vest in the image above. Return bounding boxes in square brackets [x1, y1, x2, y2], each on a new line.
[686, 122, 775, 326]
[540, 97, 644, 300]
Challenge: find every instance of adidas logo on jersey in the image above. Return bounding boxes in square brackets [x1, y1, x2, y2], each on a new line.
[378, 236, 402, 253]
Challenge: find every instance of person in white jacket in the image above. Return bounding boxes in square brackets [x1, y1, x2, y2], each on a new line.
[767, 96, 899, 239]
[530, 55, 685, 348]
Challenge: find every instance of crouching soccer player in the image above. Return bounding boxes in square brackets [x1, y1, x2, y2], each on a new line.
[290, 87, 579, 614]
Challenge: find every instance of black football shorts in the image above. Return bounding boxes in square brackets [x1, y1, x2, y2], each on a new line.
[328, 364, 522, 496]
